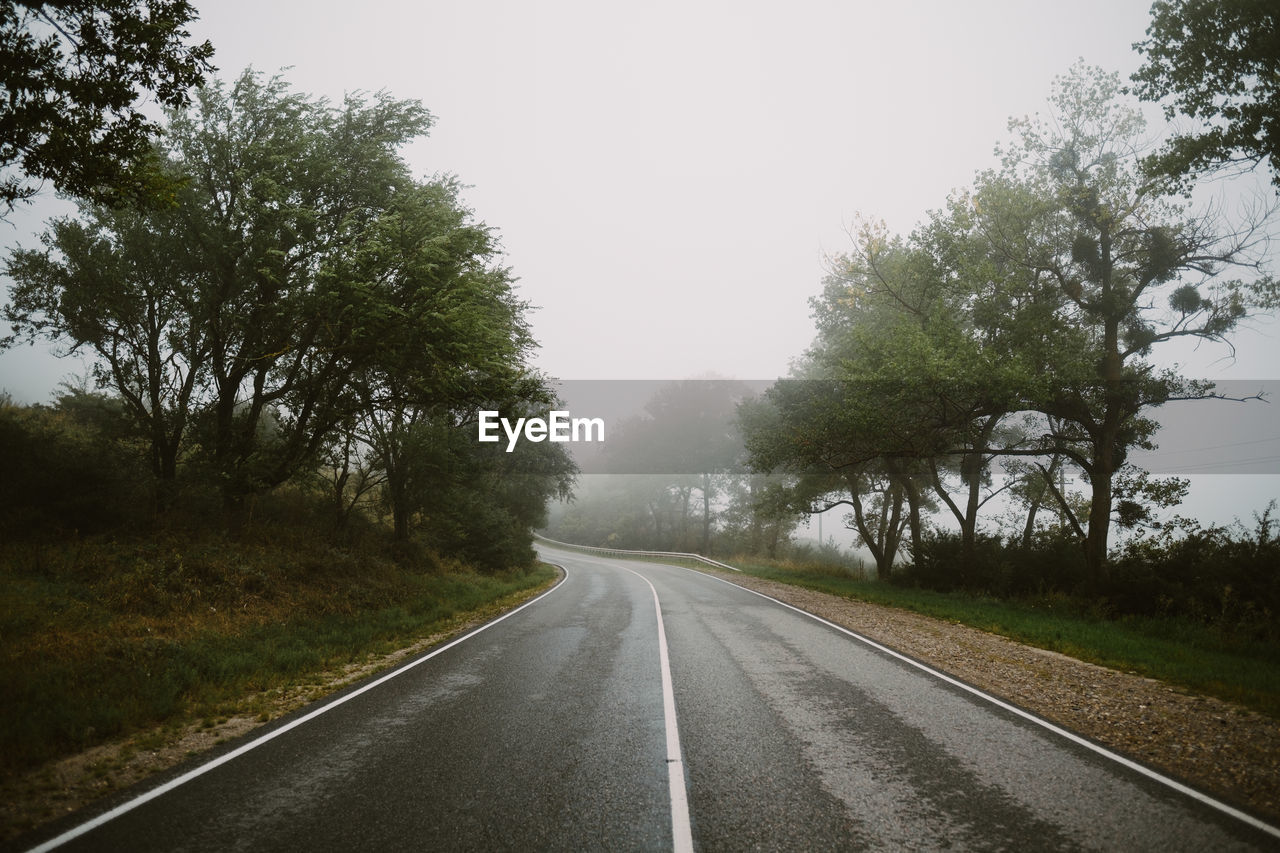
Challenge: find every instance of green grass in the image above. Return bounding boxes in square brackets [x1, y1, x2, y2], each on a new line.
[0, 531, 558, 777]
[725, 558, 1280, 719]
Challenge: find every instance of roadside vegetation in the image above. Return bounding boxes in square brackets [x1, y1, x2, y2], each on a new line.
[0, 37, 574, 798]
[0, 484, 558, 782]
[0, 497, 559, 841]
[541, 524, 1280, 719]
[729, 535, 1280, 719]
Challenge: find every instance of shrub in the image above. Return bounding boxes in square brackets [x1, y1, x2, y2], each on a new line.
[0, 398, 146, 534]
[903, 529, 1086, 597]
[1110, 506, 1280, 637]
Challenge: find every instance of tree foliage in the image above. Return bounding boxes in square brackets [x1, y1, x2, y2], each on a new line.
[3, 68, 566, 567]
[981, 63, 1274, 584]
[0, 389, 148, 533]
[0, 0, 215, 213]
[743, 64, 1275, 587]
[1132, 0, 1280, 187]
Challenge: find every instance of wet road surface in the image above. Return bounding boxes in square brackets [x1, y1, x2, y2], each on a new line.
[18, 545, 1278, 851]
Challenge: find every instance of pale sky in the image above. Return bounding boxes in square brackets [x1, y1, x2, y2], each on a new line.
[1, 0, 1276, 526]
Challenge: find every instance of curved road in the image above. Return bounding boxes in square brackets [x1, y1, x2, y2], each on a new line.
[17, 545, 1278, 851]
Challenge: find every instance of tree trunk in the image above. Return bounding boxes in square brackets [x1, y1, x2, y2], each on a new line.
[1021, 455, 1059, 546]
[387, 460, 411, 542]
[701, 473, 712, 555]
[1084, 431, 1118, 590]
[845, 470, 903, 581]
[903, 475, 924, 566]
[1082, 220, 1121, 590]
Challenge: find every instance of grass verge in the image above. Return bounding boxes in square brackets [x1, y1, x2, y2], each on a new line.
[723, 557, 1280, 719]
[0, 529, 558, 783]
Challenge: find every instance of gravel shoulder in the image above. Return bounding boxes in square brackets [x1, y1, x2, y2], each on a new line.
[699, 567, 1280, 827]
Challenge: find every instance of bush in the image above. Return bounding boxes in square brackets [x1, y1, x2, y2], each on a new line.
[776, 539, 869, 576]
[421, 495, 536, 572]
[898, 509, 1280, 640]
[1110, 507, 1280, 637]
[903, 529, 1086, 597]
[0, 398, 147, 535]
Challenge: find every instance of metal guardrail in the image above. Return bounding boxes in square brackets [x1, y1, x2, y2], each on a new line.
[533, 533, 742, 572]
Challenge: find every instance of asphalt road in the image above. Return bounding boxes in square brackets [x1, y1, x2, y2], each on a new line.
[18, 545, 1279, 852]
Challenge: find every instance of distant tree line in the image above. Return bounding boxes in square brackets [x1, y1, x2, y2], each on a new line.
[543, 380, 804, 559]
[2, 68, 574, 568]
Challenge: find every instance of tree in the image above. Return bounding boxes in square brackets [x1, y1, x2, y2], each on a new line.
[810, 217, 1036, 573]
[746, 65, 1275, 588]
[378, 399, 575, 568]
[167, 73, 439, 504]
[5, 70, 551, 519]
[742, 213, 1033, 579]
[0, 1, 215, 214]
[336, 176, 541, 540]
[740, 374, 920, 580]
[716, 472, 804, 558]
[5, 196, 208, 500]
[0, 387, 153, 532]
[1132, 0, 1280, 188]
[974, 63, 1275, 585]
[4, 71, 439, 505]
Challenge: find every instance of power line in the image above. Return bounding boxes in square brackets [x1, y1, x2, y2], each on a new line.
[1151, 434, 1280, 455]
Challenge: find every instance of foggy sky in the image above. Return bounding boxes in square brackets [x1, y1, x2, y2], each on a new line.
[1, 1, 1276, 525]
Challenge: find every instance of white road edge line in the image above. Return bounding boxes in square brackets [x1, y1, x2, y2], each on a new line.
[616, 564, 695, 853]
[683, 566, 1280, 842]
[24, 570, 570, 853]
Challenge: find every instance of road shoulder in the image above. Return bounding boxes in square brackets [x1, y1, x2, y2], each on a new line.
[1, 566, 565, 845]
[695, 566, 1280, 826]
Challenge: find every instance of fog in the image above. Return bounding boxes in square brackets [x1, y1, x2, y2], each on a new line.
[1, 1, 1276, 528]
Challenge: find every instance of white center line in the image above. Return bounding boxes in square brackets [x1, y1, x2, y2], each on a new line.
[618, 564, 695, 853]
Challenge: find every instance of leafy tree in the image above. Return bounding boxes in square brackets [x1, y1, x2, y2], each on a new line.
[716, 470, 805, 558]
[1132, 0, 1280, 187]
[168, 72, 435, 503]
[336, 177, 543, 540]
[4, 70, 454, 507]
[5, 194, 208, 497]
[809, 217, 1035, 572]
[0, 392, 146, 532]
[0, 0, 215, 213]
[973, 63, 1275, 585]
[743, 214, 1035, 578]
[1004, 445, 1070, 547]
[385, 400, 575, 568]
[317, 422, 384, 531]
[740, 375, 920, 580]
[747, 65, 1274, 588]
